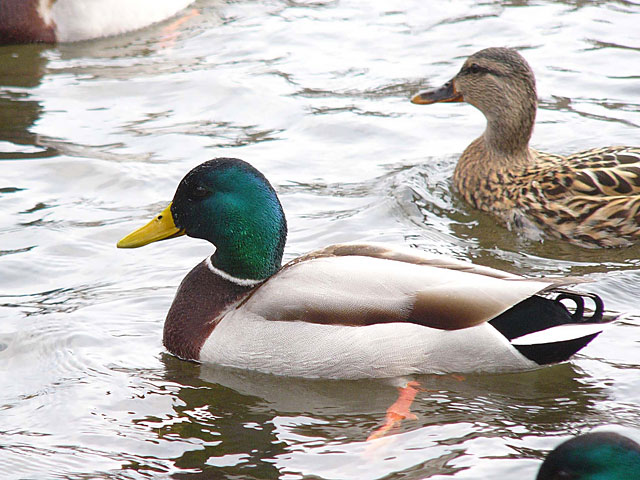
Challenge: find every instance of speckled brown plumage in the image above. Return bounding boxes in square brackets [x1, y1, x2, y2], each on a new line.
[412, 47, 640, 248]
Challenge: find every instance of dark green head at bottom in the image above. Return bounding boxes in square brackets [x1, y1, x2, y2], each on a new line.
[537, 432, 640, 480]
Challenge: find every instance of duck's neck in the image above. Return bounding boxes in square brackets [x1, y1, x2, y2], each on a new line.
[210, 216, 287, 282]
[482, 84, 537, 162]
[212, 240, 283, 282]
[454, 91, 537, 194]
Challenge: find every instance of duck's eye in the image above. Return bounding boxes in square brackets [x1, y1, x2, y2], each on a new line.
[192, 186, 208, 198]
[467, 63, 482, 74]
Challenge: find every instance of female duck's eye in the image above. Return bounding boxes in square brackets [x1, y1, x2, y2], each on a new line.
[467, 64, 481, 74]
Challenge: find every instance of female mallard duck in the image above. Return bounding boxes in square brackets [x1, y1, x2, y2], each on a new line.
[0, 0, 194, 44]
[537, 432, 640, 480]
[117, 158, 610, 379]
[411, 47, 640, 248]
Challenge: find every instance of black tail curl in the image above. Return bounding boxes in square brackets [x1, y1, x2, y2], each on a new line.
[554, 291, 604, 324]
[488, 291, 608, 366]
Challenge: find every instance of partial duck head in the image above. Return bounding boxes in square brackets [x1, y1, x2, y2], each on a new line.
[536, 432, 640, 480]
[0, 0, 56, 44]
[412, 47, 538, 155]
[118, 158, 287, 282]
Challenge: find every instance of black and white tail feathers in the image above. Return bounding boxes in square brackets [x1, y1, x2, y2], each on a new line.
[490, 291, 610, 365]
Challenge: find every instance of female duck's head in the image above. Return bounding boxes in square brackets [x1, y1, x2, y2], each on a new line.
[412, 47, 538, 154]
[118, 158, 287, 281]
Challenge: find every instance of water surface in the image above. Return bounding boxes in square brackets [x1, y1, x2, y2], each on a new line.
[1, 0, 639, 478]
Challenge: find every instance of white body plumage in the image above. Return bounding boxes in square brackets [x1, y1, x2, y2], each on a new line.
[41, 0, 194, 42]
[199, 253, 580, 379]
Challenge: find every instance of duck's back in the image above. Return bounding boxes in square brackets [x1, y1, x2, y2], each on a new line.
[456, 140, 640, 247]
[518, 146, 640, 247]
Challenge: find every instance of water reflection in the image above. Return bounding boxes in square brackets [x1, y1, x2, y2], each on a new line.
[389, 160, 640, 275]
[140, 355, 610, 479]
[0, 284, 111, 317]
[0, 45, 58, 159]
[1, 0, 639, 478]
[135, 356, 285, 479]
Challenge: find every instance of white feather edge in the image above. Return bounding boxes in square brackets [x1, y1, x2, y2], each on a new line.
[325, 242, 524, 280]
[511, 323, 608, 346]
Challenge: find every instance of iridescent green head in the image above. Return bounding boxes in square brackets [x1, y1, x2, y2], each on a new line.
[118, 158, 287, 281]
[537, 432, 640, 480]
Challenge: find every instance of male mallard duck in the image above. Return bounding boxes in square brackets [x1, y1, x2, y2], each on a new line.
[537, 432, 640, 479]
[117, 158, 610, 379]
[411, 47, 640, 248]
[0, 0, 194, 44]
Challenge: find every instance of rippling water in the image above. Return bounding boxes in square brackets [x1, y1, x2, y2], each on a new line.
[1, 1, 639, 478]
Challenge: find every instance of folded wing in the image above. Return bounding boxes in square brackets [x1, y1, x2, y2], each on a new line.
[240, 244, 553, 330]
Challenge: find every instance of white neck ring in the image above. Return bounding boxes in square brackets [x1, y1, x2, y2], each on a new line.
[205, 256, 263, 287]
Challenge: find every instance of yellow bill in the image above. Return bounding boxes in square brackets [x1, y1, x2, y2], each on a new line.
[117, 203, 185, 248]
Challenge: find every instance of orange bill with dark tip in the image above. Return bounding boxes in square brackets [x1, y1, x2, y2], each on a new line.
[411, 79, 463, 104]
